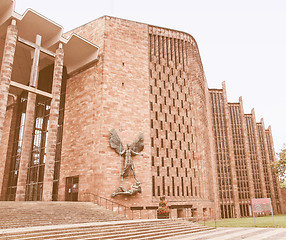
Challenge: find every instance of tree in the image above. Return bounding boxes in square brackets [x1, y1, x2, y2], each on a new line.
[271, 144, 286, 184]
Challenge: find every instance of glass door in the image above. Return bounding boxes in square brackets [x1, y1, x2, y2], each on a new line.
[65, 176, 79, 201]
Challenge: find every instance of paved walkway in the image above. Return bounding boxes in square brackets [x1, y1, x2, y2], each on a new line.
[165, 227, 286, 240]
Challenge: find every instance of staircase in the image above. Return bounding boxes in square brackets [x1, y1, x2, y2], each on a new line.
[0, 202, 214, 239]
[0, 201, 127, 229]
[0, 219, 214, 240]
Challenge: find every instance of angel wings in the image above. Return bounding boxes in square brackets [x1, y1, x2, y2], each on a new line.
[110, 129, 144, 181]
[110, 129, 144, 155]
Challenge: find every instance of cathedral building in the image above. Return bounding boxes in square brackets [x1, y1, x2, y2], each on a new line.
[0, 0, 283, 220]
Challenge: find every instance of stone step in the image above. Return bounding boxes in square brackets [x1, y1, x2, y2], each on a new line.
[48, 223, 202, 240]
[0, 202, 214, 239]
[0, 220, 166, 234]
[0, 202, 127, 229]
[111, 228, 214, 240]
[1, 221, 187, 236]
[137, 228, 216, 240]
[49, 225, 213, 240]
[0, 220, 213, 240]
[1, 219, 172, 231]
[0, 221, 187, 239]
[83, 225, 211, 240]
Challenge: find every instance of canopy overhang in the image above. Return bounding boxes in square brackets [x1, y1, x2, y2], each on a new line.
[0, 0, 99, 76]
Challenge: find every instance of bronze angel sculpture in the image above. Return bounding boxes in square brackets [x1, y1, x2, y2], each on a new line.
[110, 129, 144, 181]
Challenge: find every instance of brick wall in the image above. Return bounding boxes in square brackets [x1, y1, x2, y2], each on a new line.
[60, 17, 152, 211]
[209, 87, 283, 218]
[60, 16, 219, 220]
[148, 25, 217, 220]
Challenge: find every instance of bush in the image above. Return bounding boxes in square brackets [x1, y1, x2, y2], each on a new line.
[157, 196, 170, 218]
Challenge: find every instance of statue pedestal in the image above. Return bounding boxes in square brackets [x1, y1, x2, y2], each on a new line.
[157, 214, 169, 219]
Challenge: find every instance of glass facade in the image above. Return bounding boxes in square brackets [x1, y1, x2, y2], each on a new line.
[6, 65, 67, 201]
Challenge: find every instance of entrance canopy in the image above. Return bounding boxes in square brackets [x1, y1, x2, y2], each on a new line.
[0, 0, 99, 96]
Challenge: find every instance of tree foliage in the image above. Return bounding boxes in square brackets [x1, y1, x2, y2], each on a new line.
[271, 144, 286, 183]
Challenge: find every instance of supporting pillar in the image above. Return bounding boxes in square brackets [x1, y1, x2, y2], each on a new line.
[15, 35, 42, 201]
[0, 19, 17, 144]
[239, 97, 255, 200]
[0, 95, 17, 201]
[42, 43, 64, 201]
[0, 96, 18, 200]
[222, 82, 240, 218]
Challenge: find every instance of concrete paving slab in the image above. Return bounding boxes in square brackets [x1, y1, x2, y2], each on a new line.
[164, 227, 286, 240]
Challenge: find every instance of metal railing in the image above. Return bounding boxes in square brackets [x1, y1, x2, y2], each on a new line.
[83, 192, 129, 217]
[82, 193, 202, 221]
[82, 193, 159, 219]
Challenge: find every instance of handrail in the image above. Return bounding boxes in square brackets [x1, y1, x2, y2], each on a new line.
[83, 192, 130, 217]
[83, 193, 200, 220]
[84, 192, 128, 208]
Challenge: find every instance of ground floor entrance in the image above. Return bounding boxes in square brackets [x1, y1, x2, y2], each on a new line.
[65, 176, 79, 201]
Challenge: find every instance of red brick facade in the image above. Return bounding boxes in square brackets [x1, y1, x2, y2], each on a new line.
[0, 4, 283, 220]
[60, 17, 153, 218]
[209, 86, 283, 217]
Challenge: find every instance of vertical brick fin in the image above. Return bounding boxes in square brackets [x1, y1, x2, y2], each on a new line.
[256, 123, 272, 199]
[239, 99, 255, 201]
[260, 120, 277, 213]
[228, 103, 251, 217]
[15, 93, 37, 201]
[221, 83, 240, 218]
[0, 20, 18, 144]
[209, 89, 236, 218]
[251, 110, 267, 198]
[244, 114, 263, 199]
[42, 46, 64, 201]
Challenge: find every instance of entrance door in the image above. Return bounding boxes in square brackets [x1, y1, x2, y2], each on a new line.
[65, 176, 79, 201]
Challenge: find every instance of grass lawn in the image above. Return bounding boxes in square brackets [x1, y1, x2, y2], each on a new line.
[202, 215, 286, 228]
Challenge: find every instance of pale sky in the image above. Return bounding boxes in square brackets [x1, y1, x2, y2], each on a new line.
[14, 0, 286, 152]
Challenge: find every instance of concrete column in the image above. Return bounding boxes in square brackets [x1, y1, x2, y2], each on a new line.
[0, 19, 17, 144]
[42, 43, 64, 201]
[239, 97, 255, 200]
[260, 119, 277, 213]
[15, 35, 42, 201]
[222, 82, 240, 218]
[0, 96, 18, 200]
[251, 109, 267, 198]
[15, 93, 36, 201]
